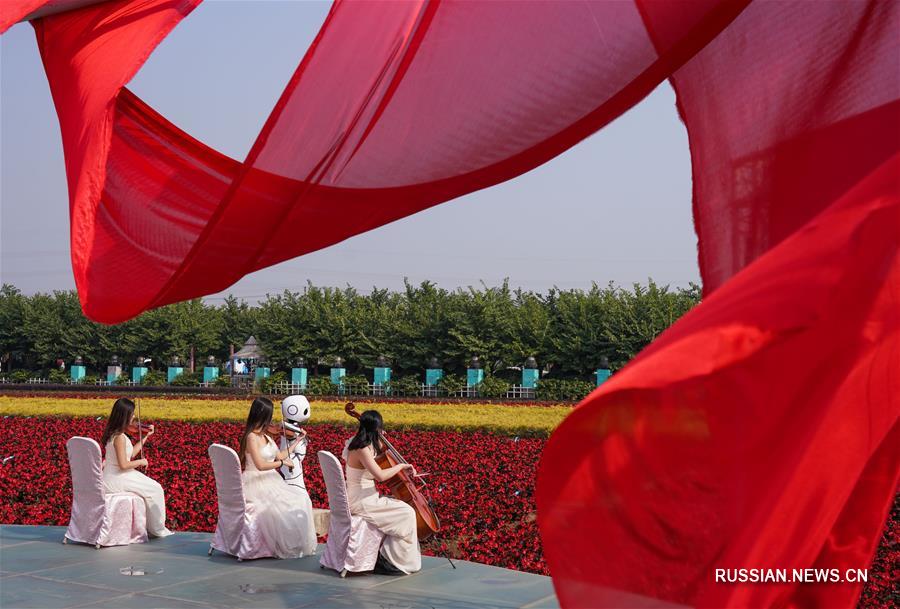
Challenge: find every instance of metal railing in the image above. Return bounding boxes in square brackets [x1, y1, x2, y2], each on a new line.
[1, 376, 544, 400]
[272, 381, 537, 399]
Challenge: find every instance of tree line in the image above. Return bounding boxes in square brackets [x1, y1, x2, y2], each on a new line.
[0, 280, 700, 380]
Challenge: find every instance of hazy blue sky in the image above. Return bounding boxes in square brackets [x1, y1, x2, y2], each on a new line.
[1, 0, 699, 302]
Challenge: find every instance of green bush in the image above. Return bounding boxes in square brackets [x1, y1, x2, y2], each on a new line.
[140, 370, 167, 386]
[535, 378, 594, 401]
[170, 371, 202, 387]
[9, 370, 32, 383]
[342, 374, 370, 395]
[386, 375, 421, 396]
[48, 369, 69, 384]
[437, 373, 466, 395]
[213, 374, 232, 388]
[80, 374, 100, 385]
[476, 376, 510, 399]
[306, 376, 335, 396]
[258, 371, 286, 394]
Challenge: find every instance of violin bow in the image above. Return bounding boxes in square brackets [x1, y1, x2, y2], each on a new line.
[137, 397, 145, 470]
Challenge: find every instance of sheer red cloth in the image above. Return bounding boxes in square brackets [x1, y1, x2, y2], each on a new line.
[8, 0, 900, 607]
[30, 0, 744, 323]
[0, 1, 46, 33]
[539, 1, 899, 607]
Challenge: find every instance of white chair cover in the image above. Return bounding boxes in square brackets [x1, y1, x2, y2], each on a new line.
[65, 437, 147, 547]
[207, 443, 275, 560]
[318, 450, 384, 574]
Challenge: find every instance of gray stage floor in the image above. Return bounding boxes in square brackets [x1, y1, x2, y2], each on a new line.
[0, 525, 559, 609]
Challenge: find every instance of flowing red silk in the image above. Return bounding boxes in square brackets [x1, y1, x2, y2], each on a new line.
[8, 0, 900, 607]
[31, 0, 745, 323]
[0, 0, 46, 33]
[538, 1, 900, 607]
[0, 0, 115, 33]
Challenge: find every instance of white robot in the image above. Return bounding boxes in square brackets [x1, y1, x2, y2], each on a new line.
[279, 395, 311, 490]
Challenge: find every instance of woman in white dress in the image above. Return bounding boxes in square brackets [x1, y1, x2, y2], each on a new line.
[344, 410, 421, 575]
[100, 398, 172, 537]
[239, 397, 317, 559]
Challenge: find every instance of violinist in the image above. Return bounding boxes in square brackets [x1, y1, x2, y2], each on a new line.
[100, 398, 172, 537]
[344, 410, 421, 575]
[239, 397, 317, 558]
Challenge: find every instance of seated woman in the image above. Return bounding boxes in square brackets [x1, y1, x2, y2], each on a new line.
[100, 397, 172, 538]
[344, 410, 421, 575]
[240, 397, 317, 559]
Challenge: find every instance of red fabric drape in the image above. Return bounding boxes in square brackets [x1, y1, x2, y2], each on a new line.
[537, 153, 899, 607]
[6, 1, 899, 607]
[538, 1, 899, 607]
[31, 0, 745, 323]
[0, 0, 47, 33]
[0, 1, 118, 34]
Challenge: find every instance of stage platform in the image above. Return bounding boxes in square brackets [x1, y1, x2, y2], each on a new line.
[0, 525, 559, 609]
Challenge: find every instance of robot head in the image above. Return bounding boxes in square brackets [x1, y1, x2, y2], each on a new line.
[281, 395, 311, 432]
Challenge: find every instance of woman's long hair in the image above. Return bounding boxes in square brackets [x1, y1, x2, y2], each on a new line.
[100, 398, 134, 447]
[347, 410, 383, 454]
[239, 397, 274, 470]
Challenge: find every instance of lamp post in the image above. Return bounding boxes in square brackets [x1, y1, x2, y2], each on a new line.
[373, 355, 392, 390]
[107, 355, 122, 385]
[425, 356, 443, 387]
[254, 358, 271, 381]
[167, 356, 184, 384]
[466, 356, 484, 387]
[330, 357, 346, 387]
[291, 357, 308, 389]
[596, 356, 612, 386]
[132, 356, 148, 384]
[522, 356, 539, 389]
[71, 356, 86, 383]
[203, 356, 219, 384]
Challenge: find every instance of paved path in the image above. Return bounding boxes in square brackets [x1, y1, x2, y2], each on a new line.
[0, 525, 559, 608]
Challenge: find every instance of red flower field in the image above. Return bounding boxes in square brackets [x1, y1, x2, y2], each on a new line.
[0, 416, 894, 608]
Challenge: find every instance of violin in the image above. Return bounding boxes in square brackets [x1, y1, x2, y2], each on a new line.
[345, 402, 441, 540]
[265, 423, 285, 439]
[126, 422, 153, 436]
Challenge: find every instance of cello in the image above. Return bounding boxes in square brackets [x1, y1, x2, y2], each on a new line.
[344, 402, 441, 540]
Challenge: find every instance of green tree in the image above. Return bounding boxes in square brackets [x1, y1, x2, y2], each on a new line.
[0, 285, 30, 370]
[219, 295, 257, 360]
[166, 300, 222, 371]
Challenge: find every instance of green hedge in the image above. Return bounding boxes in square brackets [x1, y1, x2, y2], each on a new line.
[535, 378, 595, 401]
[140, 370, 167, 386]
[169, 371, 202, 387]
[386, 375, 421, 396]
[476, 376, 510, 398]
[306, 376, 335, 396]
[258, 371, 287, 393]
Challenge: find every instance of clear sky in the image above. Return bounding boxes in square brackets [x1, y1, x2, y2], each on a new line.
[0, 0, 700, 302]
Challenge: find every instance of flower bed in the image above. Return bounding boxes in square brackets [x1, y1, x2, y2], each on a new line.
[0, 397, 570, 437]
[0, 415, 894, 608]
[0, 416, 546, 573]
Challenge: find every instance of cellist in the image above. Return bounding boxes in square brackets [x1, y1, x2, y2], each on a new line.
[344, 410, 421, 575]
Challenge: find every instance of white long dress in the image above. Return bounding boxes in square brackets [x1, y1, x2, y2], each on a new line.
[103, 434, 172, 537]
[242, 435, 317, 559]
[344, 442, 421, 574]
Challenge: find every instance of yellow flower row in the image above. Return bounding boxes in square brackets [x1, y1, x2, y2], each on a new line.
[0, 397, 572, 437]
